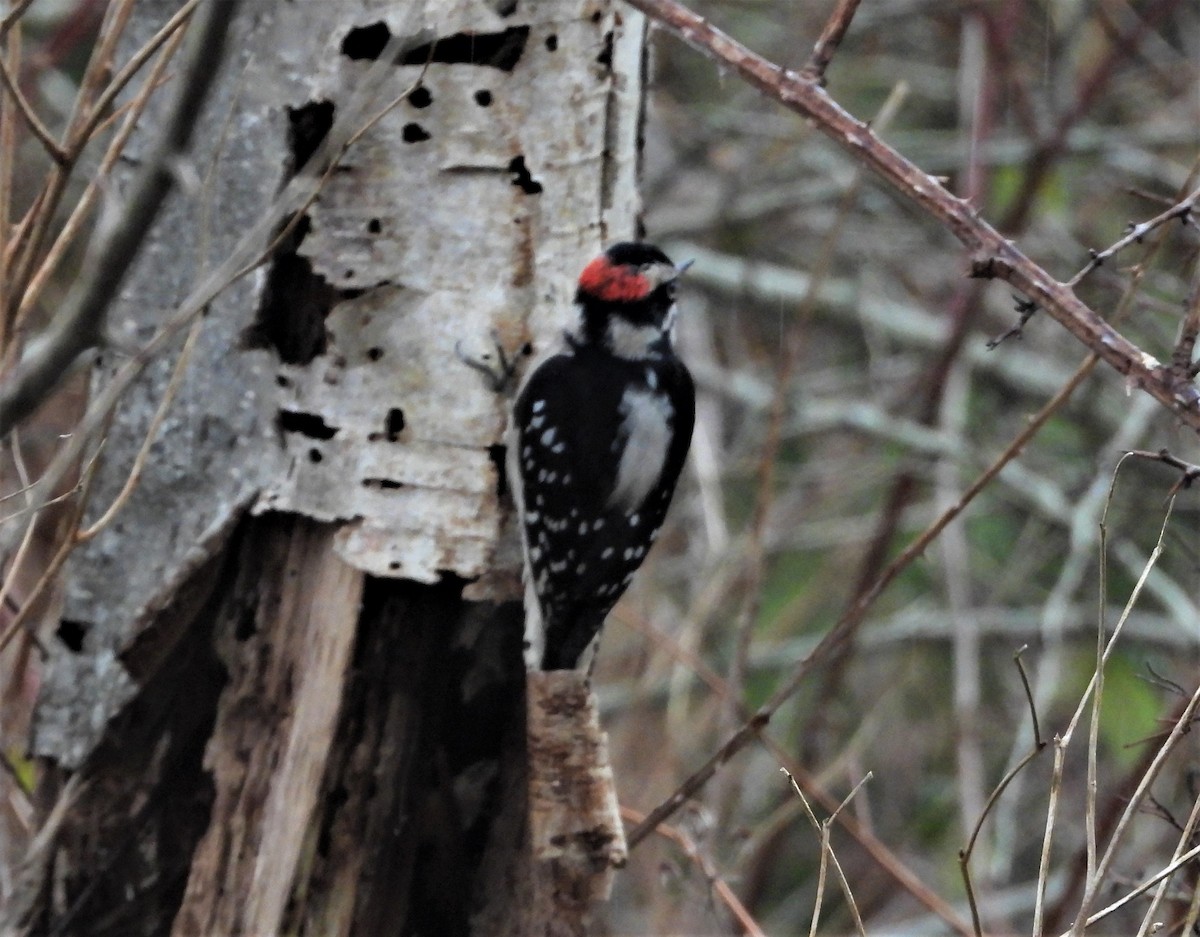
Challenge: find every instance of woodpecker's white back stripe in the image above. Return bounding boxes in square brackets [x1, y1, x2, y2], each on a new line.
[608, 386, 673, 512]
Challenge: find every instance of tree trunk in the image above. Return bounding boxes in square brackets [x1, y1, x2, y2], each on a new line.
[13, 0, 645, 933]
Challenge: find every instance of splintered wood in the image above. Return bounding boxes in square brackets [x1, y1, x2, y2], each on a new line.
[527, 670, 627, 906]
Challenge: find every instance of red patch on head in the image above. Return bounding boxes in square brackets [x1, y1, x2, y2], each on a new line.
[578, 255, 651, 302]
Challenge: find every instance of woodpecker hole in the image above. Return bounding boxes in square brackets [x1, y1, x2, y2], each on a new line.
[545, 34, 558, 51]
[488, 444, 509, 498]
[279, 410, 339, 440]
[56, 619, 88, 653]
[276, 375, 290, 388]
[308, 448, 323, 463]
[244, 215, 335, 364]
[385, 408, 406, 441]
[363, 478, 404, 491]
[366, 347, 384, 361]
[474, 89, 493, 107]
[408, 85, 432, 108]
[596, 30, 614, 68]
[367, 218, 382, 234]
[402, 122, 431, 143]
[341, 21, 391, 60]
[591, 10, 603, 23]
[342, 22, 529, 72]
[508, 155, 543, 195]
[401, 26, 529, 71]
[287, 100, 335, 171]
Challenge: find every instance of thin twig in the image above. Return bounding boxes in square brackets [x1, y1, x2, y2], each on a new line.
[67, 0, 202, 155]
[783, 768, 870, 937]
[619, 805, 768, 937]
[1062, 841, 1200, 936]
[1067, 187, 1200, 288]
[0, 0, 237, 435]
[13, 22, 188, 338]
[0, 0, 36, 39]
[801, 0, 863, 83]
[0, 46, 67, 163]
[957, 647, 1047, 937]
[1136, 788, 1200, 936]
[1175, 268, 1200, 379]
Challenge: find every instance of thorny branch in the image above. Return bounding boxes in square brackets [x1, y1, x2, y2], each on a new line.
[801, 0, 862, 84]
[990, 186, 1200, 347]
[624, 0, 1200, 843]
[625, 0, 1200, 425]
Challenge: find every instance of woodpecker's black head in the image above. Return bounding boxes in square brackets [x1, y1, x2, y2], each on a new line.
[574, 242, 690, 357]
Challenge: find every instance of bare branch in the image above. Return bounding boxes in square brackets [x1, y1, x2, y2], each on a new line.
[0, 46, 66, 163]
[801, 0, 862, 83]
[0, 0, 236, 437]
[624, 0, 1200, 427]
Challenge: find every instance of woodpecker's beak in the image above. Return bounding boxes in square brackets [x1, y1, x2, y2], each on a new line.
[675, 258, 695, 277]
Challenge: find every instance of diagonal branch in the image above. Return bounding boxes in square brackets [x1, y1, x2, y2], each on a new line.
[624, 0, 1200, 427]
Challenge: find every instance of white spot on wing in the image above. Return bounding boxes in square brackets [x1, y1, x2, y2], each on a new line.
[541, 428, 556, 446]
[533, 399, 546, 413]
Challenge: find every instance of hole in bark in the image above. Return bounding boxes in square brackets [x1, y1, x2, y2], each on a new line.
[508, 156, 542, 195]
[398, 26, 529, 71]
[596, 30, 613, 68]
[56, 619, 87, 652]
[279, 410, 339, 440]
[341, 21, 391, 60]
[409, 85, 432, 108]
[388, 560, 400, 570]
[363, 478, 404, 490]
[591, 10, 603, 23]
[287, 100, 335, 172]
[243, 215, 335, 364]
[474, 89, 493, 106]
[276, 375, 290, 387]
[402, 122, 431, 143]
[488, 444, 509, 498]
[367, 347, 384, 361]
[308, 448, 323, 463]
[367, 218, 382, 233]
[386, 408, 406, 441]
[545, 33, 558, 51]
[495, 0, 518, 14]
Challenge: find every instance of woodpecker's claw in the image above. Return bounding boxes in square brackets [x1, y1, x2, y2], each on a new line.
[456, 330, 517, 394]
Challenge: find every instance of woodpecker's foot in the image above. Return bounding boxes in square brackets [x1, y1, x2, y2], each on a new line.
[456, 330, 522, 394]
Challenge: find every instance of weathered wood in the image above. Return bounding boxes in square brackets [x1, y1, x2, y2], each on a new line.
[171, 516, 363, 936]
[527, 672, 627, 913]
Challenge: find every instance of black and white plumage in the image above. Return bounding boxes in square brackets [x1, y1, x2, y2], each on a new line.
[509, 242, 695, 671]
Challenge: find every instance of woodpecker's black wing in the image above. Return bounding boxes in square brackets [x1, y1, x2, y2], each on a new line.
[513, 345, 694, 668]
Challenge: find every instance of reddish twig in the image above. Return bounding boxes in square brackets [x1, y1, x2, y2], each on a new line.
[801, 0, 862, 83]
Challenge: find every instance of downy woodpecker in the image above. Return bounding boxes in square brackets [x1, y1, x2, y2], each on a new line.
[510, 242, 695, 670]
